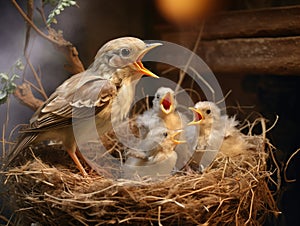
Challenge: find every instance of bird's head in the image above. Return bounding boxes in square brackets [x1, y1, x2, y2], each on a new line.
[188, 101, 221, 126]
[153, 87, 177, 115]
[91, 37, 161, 84]
[151, 127, 185, 144]
[154, 128, 186, 152]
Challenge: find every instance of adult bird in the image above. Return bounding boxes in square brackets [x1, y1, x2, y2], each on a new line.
[188, 101, 254, 170]
[124, 127, 185, 178]
[136, 87, 196, 170]
[5, 37, 161, 176]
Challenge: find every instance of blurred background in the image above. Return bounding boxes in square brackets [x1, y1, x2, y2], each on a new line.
[0, 0, 300, 225]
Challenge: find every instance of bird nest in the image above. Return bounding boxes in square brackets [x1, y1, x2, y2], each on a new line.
[1, 119, 279, 226]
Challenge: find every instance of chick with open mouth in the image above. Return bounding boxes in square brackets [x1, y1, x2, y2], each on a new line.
[136, 87, 195, 171]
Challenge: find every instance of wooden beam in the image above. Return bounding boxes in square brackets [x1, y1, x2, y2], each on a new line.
[198, 36, 300, 75]
[204, 6, 300, 39]
[157, 6, 300, 75]
[158, 35, 300, 75]
[157, 5, 300, 40]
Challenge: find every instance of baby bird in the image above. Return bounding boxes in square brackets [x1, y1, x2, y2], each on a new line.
[136, 87, 195, 170]
[188, 101, 253, 170]
[124, 127, 185, 179]
[136, 87, 181, 134]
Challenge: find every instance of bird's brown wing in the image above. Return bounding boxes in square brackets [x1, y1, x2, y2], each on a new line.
[22, 75, 117, 133]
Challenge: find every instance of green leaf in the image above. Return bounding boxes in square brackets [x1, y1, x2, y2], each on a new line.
[0, 90, 7, 100]
[47, 0, 77, 25]
[69, 0, 76, 5]
[15, 59, 25, 71]
[62, 2, 69, 7]
[55, 9, 61, 15]
[0, 96, 8, 105]
[0, 73, 9, 83]
[10, 74, 20, 82]
[57, 5, 64, 10]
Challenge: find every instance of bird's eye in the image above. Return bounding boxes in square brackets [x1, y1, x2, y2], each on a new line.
[206, 109, 211, 114]
[163, 132, 168, 137]
[156, 94, 160, 99]
[120, 48, 131, 57]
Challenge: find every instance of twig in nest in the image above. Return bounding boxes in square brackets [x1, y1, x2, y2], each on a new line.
[216, 90, 232, 105]
[244, 187, 255, 225]
[158, 206, 162, 226]
[1, 105, 279, 225]
[225, 103, 256, 115]
[265, 115, 279, 133]
[268, 145, 281, 193]
[284, 148, 300, 183]
[177, 88, 201, 102]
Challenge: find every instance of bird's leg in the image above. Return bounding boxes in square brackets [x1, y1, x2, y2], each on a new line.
[75, 148, 114, 178]
[67, 147, 88, 177]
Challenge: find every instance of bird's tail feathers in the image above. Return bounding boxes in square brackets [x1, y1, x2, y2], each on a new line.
[3, 133, 37, 169]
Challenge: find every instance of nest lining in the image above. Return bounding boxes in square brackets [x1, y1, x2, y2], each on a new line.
[1, 130, 279, 226]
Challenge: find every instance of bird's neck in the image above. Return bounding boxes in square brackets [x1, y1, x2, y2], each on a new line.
[161, 111, 182, 130]
[200, 122, 212, 138]
[88, 62, 114, 80]
[111, 77, 140, 123]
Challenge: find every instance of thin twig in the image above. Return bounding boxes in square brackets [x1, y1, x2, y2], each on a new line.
[25, 55, 48, 99]
[24, 79, 42, 94]
[268, 144, 281, 193]
[11, 0, 61, 46]
[175, 22, 205, 93]
[265, 115, 279, 133]
[245, 188, 255, 225]
[36, 6, 47, 26]
[23, 0, 34, 54]
[216, 90, 232, 105]
[158, 206, 162, 226]
[189, 66, 215, 101]
[2, 98, 11, 158]
[2, 125, 5, 160]
[284, 148, 300, 183]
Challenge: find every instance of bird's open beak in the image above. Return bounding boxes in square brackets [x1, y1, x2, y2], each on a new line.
[133, 43, 162, 78]
[170, 130, 186, 144]
[160, 92, 174, 114]
[188, 107, 204, 126]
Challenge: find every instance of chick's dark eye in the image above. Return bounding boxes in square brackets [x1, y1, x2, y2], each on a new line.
[120, 48, 131, 57]
[163, 132, 168, 137]
[156, 94, 160, 99]
[206, 109, 211, 114]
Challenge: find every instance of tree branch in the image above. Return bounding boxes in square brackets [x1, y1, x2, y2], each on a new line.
[14, 83, 43, 111]
[48, 28, 85, 75]
[10, 0, 86, 111]
[11, 0, 85, 74]
[23, 0, 34, 54]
